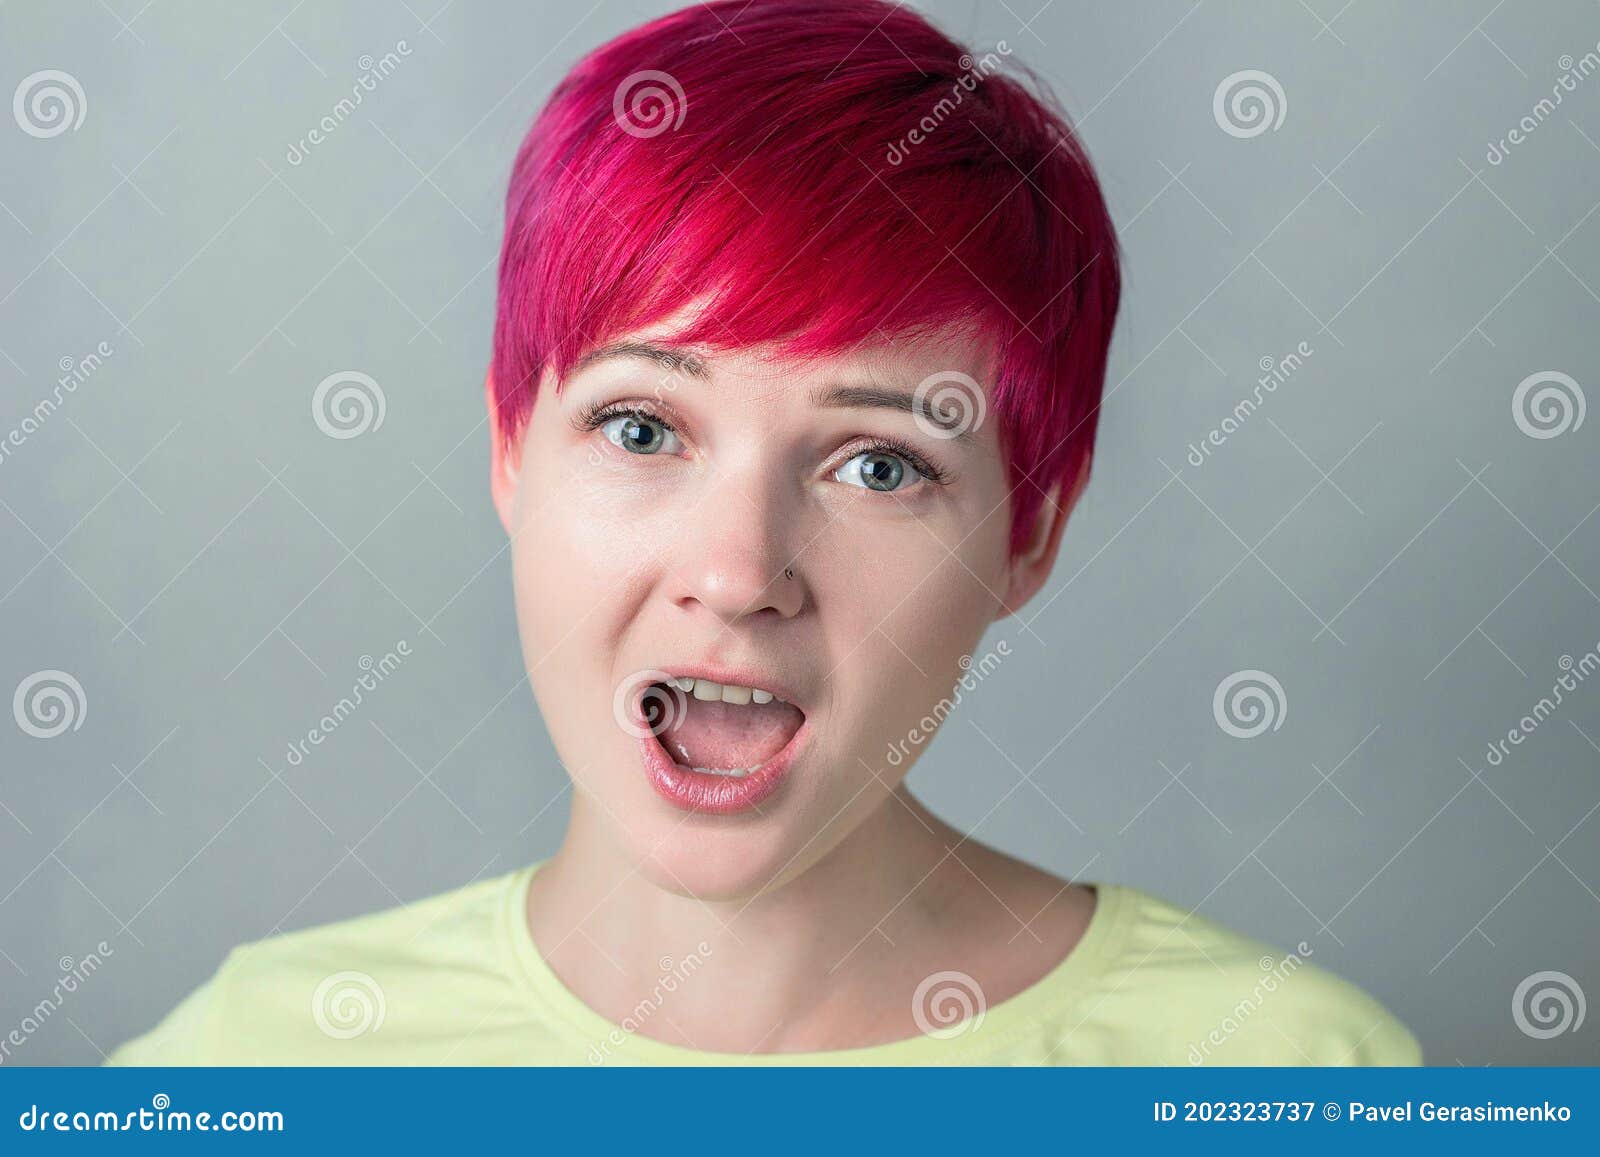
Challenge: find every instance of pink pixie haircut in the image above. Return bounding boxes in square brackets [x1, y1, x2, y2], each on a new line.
[492, 0, 1121, 557]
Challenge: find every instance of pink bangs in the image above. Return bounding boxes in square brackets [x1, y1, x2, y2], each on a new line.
[492, 0, 1121, 556]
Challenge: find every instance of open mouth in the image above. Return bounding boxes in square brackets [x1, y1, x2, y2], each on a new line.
[647, 677, 805, 775]
[636, 675, 808, 813]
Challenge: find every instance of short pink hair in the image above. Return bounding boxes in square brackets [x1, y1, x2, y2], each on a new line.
[492, 0, 1121, 557]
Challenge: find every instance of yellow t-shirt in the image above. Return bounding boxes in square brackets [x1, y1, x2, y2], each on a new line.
[105, 863, 1421, 1065]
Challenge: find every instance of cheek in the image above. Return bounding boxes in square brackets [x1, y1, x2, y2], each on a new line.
[818, 519, 1007, 757]
[509, 469, 584, 653]
[506, 460, 630, 704]
[507, 452, 683, 743]
[508, 457, 658, 648]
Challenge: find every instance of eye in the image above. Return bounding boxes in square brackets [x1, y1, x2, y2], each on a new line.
[601, 412, 681, 455]
[834, 449, 921, 492]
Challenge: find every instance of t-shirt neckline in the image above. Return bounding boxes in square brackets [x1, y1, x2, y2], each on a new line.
[499, 859, 1132, 1064]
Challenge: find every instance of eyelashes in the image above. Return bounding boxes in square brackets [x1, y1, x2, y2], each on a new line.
[573, 400, 952, 486]
[573, 397, 676, 435]
[845, 433, 949, 485]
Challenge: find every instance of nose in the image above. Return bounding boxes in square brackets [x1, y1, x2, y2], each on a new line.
[665, 471, 806, 625]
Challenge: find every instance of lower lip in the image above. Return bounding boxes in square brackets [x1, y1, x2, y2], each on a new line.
[639, 721, 807, 815]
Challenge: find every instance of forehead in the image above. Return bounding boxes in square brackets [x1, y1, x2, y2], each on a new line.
[568, 325, 997, 392]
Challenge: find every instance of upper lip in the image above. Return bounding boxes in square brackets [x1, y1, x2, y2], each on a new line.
[650, 663, 807, 709]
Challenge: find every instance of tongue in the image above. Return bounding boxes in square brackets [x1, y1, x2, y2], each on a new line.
[656, 688, 804, 770]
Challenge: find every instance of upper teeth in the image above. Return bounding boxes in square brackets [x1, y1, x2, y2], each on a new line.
[670, 676, 779, 705]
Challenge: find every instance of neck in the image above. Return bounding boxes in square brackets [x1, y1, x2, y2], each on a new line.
[526, 785, 977, 1053]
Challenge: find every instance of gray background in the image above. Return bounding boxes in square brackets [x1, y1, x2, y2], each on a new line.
[2, 0, 1598, 1065]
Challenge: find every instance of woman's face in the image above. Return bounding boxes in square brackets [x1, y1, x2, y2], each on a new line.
[489, 322, 1071, 900]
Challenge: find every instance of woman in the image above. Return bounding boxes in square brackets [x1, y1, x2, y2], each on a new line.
[109, 0, 1420, 1065]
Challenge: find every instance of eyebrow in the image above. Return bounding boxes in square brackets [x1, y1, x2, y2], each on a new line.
[571, 342, 975, 442]
[571, 341, 711, 380]
[808, 383, 978, 443]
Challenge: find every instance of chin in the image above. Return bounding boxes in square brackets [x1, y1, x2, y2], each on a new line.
[631, 820, 814, 903]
